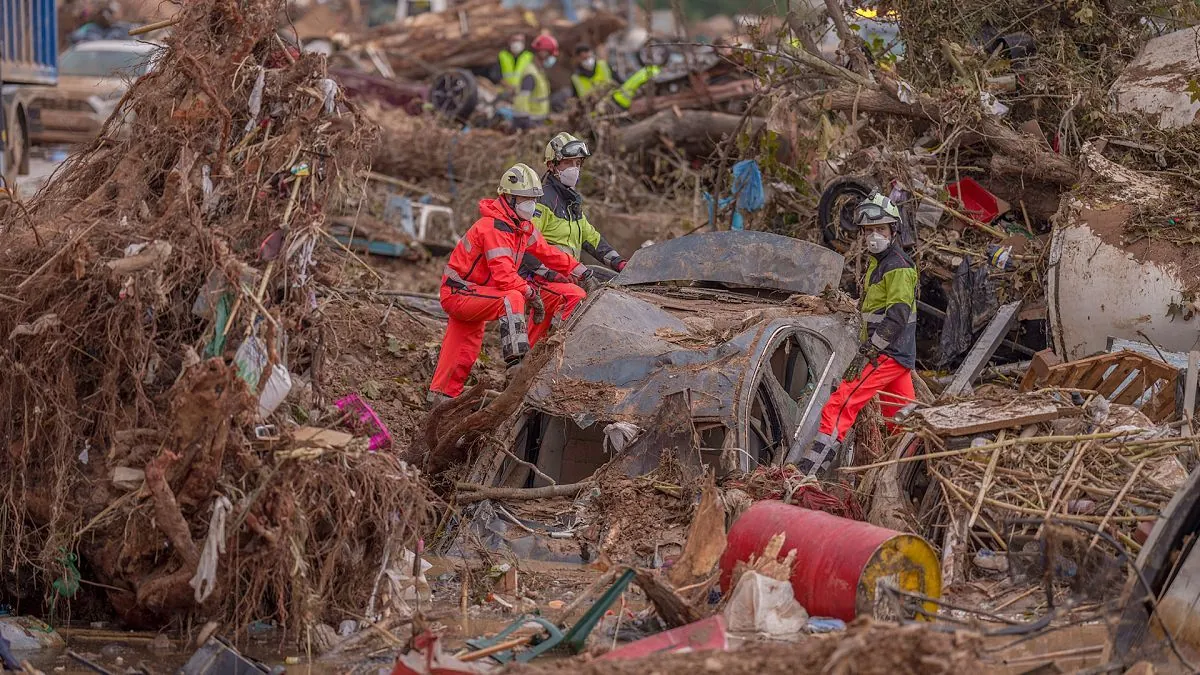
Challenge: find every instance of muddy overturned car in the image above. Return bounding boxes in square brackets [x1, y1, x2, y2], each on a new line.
[475, 231, 860, 490]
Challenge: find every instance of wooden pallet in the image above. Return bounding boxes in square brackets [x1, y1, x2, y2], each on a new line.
[1020, 350, 1178, 422]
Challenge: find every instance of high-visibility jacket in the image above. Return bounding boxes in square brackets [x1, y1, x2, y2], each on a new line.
[499, 49, 533, 89]
[570, 60, 614, 98]
[533, 174, 624, 271]
[611, 65, 661, 109]
[513, 61, 551, 119]
[442, 197, 586, 297]
[861, 242, 918, 369]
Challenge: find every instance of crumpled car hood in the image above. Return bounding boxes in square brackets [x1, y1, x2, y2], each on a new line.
[526, 288, 855, 427]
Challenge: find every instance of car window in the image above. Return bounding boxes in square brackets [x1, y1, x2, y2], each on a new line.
[59, 49, 154, 78]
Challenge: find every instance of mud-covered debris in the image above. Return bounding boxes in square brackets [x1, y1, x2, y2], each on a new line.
[508, 619, 985, 674]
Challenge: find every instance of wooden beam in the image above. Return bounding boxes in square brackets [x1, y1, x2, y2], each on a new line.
[942, 301, 1022, 399]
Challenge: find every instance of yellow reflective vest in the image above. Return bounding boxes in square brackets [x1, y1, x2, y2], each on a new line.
[570, 60, 615, 98]
[513, 61, 550, 119]
[499, 49, 533, 89]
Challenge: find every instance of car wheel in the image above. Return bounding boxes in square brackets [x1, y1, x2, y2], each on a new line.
[430, 68, 479, 121]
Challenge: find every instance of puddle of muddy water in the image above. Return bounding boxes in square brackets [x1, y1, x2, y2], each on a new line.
[14, 557, 607, 674]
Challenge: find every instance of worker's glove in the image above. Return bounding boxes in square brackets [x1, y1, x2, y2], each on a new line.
[614, 260, 627, 273]
[860, 342, 882, 367]
[843, 344, 880, 382]
[527, 290, 546, 324]
[543, 269, 572, 284]
[579, 270, 601, 294]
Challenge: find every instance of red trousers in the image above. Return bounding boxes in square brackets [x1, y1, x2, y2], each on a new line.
[429, 280, 585, 397]
[818, 354, 915, 441]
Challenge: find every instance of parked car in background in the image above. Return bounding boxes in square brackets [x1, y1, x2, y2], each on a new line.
[29, 40, 159, 145]
[1, 0, 58, 181]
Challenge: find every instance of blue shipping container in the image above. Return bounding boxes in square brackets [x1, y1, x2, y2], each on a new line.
[1, 0, 58, 85]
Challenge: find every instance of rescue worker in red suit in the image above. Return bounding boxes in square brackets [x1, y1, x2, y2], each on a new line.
[799, 193, 918, 476]
[427, 163, 594, 405]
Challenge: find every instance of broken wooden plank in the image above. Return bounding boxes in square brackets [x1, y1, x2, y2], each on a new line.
[1019, 349, 1062, 390]
[915, 397, 1069, 437]
[942, 301, 1022, 399]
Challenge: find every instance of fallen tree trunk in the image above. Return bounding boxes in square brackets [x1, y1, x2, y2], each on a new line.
[425, 335, 561, 474]
[811, 82, 1080, 188]
[628, 78, 760, 117]
[614, 110, 766, 154]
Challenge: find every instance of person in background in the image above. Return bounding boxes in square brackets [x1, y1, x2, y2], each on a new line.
[610, 49, 661, 110]
[570, 44, 614, 101]
[532, 132, 627, 276]
[798, 193, 917, 476]
[512, 34, 558, 129]
[427, 164, 592, 406]
[498, 33, 532, 92]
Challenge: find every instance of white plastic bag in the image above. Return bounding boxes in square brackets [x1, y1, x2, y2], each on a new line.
[723, 571, 808, 636]
[257, 364, 292, 419]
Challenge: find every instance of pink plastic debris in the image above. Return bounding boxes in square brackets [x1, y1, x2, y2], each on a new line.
[335, 393, 393, 451]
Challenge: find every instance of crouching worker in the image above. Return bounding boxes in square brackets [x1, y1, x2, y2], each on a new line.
[428, 163, 592, 406]
[799, 193, 917, 476]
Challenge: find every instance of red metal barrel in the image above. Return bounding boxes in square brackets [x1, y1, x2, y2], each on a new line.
[718, 500, 941, 621]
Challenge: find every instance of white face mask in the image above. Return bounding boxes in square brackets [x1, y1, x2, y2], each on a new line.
[544, 55, 557, 68]
[581, 57, 596, 70]
[865, 231, 891, 254]
[514, 199, 538, 221]
[557, 166, 581, 187]
[510, 41, 524, 54]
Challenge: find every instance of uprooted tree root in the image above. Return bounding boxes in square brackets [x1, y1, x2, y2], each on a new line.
[0, 0, 436, 638]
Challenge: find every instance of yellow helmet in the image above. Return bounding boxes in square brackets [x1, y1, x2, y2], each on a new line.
[544, 132, 591, 164]
[497, 163, 544, 198]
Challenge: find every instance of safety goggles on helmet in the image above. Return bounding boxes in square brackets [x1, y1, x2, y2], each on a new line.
[559, 139, 590, 159]
[854, 194, 900, 227]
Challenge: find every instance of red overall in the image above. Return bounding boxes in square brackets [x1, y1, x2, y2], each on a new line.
[817, 354, 915, 441]
[430, 198, 588, 397]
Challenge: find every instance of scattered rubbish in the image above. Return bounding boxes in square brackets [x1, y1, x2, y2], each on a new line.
[723, 571, 809, 636]
[292, 426, 355, 450]
[600, 615, 728, 661]
[110, 467, 145, 491]
[0, 616, 64, 651]
[393, 632, 494, 675]
[336, 393, 394, 451]
[257, 365, 292, 420]
[973, 549, 1009, 573]
[179, 636, 270, 675]
[719, 502, 941, 621]
[804, 618, 846, 634]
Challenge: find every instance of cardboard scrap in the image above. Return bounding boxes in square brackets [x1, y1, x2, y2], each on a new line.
[293, 426, 354, 449]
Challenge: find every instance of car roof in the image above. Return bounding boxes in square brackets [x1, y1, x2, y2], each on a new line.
[67, 40, 160, 53]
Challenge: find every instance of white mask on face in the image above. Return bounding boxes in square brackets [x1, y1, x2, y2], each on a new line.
[865, 231, 891, 254]
[544, 55, 557, 68]
[581, 57, 596, 70]
[514, 199, 538, 221]
[510, 41, 525, 54]
[557, 166, 581, 187]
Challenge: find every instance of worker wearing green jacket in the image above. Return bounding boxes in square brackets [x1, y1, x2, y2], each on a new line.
[532, 132, 627, 273]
